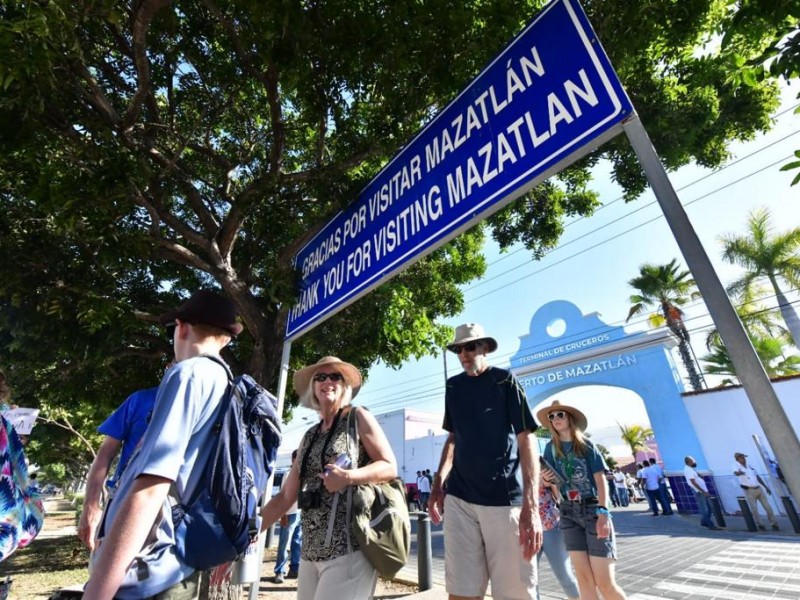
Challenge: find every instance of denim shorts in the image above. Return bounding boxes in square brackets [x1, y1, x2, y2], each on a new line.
[558, 500, 617, 559]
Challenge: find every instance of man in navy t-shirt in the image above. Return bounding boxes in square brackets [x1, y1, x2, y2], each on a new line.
[429, 323, 543, 600]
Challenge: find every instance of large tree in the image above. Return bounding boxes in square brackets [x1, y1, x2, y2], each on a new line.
[720, 207, 800, 348]
[626, 259, 704, 391]
[0, 1, 784, 466]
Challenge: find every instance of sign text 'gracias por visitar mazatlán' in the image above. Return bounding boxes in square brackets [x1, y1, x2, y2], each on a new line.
[286, 0, 632, 339]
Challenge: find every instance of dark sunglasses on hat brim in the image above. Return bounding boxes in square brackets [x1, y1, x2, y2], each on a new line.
[313, 372, 345, 383]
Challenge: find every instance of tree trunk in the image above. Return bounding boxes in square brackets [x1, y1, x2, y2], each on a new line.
[769, 275, 800, 349]
[664, 309, 703, 391]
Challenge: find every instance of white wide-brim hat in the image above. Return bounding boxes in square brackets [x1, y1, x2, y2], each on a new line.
[446, 322, 498, 353]
[293, 356, 362, 398]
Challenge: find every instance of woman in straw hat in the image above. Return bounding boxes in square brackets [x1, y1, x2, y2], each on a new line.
[260, 357, 397, 600]
[537, 400, 628, 600]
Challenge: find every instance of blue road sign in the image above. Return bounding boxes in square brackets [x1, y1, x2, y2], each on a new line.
[286, 0, 633, 339]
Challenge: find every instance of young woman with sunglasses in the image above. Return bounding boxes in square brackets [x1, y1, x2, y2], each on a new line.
[260, 356, 397, 600]
[536, 400, 628, 600]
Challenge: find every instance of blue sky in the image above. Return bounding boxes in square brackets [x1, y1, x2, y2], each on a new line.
[280, 85, 800, 458]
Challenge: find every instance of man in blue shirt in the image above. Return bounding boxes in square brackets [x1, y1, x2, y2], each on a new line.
[429, 323, 543, 600]
[83, 290, 243, 599]
[77, 385, 159, 551]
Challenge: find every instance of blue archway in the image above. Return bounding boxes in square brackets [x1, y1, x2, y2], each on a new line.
[509, 300, 707, 485]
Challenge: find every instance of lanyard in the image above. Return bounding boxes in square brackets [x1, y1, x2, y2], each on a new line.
[299, 408, 343, 482]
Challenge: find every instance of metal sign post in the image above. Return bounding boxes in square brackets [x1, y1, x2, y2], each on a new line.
[246, 340, 293, 600]
[623, 116, 800, 507]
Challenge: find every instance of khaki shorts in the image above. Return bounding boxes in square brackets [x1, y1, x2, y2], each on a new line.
[443, 495, 537, 600]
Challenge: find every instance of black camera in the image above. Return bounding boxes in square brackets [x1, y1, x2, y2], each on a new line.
[298, 488, 322, 510]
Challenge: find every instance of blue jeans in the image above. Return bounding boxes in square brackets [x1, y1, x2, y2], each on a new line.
[694, 490, 714, 528]
[275, 512, 302, 575]
[536, 528, 580, 599]
[616, 487, 629, 507]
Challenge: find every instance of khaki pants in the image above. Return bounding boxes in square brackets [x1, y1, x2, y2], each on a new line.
[745, 487, 777, 527]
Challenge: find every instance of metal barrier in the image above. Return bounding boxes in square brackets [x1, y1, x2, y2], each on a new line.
[782, 496, 800, 534]
[737, 496, 758, 531]
[411, 511, 433, 591]
[709, 496, 726, 528]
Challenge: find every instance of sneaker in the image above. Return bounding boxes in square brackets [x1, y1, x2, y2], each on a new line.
[287, 570, 299, 579]
[757, 524, 766, 531]
[772, 524, 780, 531]
[273, 573, 285, 584]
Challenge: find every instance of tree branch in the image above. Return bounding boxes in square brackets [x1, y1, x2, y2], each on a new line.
[122, 0, 172, 128]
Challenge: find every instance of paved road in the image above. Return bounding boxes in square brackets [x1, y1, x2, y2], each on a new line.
[398, 504, 800, 599]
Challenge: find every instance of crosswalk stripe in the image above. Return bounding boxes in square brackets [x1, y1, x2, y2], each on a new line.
[671, 570, 800, 594]
[651, 581, 777, 600]
[690, 562, 798, 575]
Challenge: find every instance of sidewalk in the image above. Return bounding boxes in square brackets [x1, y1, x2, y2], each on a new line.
[397, 503, 800, 599]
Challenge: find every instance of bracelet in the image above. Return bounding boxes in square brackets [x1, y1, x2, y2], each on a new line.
[595, 507, 611, 517]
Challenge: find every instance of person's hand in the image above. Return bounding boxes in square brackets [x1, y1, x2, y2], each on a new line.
[596, 513, 612, 539]
[518, 498, 543, 560]
[77, 502, 102, 550]
[540, 467, 557, 485]
[429, 485, 445, 525]
[319, 464, 350, 493]
[280, 514, 289, 527]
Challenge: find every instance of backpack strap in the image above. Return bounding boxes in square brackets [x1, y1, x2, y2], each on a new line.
[199, 353, 234, 381]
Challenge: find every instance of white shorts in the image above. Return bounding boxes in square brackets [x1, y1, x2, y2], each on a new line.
[443, 494, 537, 600]
[297, 550, 377, 600]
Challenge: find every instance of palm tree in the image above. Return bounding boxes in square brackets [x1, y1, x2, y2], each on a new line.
[720, 207, 800, 349]
[627, 259, 704, 391]
[702, 336, 800, 386]
[704, 284, 790, 351]
[618, 423, 654, 459]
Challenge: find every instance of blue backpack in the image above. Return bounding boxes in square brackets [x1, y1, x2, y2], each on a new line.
[172, 355, 282, 569]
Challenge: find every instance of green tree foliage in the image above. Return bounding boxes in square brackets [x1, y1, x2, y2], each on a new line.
[702, 336, 800, 385]
[626, 259, 704, 391]
[720, 207, 800, 349]
[618, 423, 654, 458]
[0, 1, 786, 472]
[719, 0, 800, 183]
[704, 283, 790, 350]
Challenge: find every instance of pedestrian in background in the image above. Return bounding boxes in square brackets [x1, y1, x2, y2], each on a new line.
[536, 474, 580, 600]
[538, 400, 628, 600]
[733, 452, 779, 531]
[78, 360, 173, 550]
[683, 456, 720, 531]
[273, 449, 302, 584]
[613, 468, 629, 507]
[417, 469, 431, 512]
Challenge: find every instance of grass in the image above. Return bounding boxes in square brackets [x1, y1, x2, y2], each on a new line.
[0, 512, 89, 599]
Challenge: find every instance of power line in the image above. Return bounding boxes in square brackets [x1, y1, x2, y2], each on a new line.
[468, 120, 800, 280]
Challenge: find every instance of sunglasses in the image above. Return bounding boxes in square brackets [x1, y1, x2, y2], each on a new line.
[453, 341, 478, 354]
[548, 411, 567, 421]
[313, 372, 345, 383]
[165, 321, 177, 343]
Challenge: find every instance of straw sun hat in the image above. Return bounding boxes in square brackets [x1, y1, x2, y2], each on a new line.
[292, 356, 362, 398]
